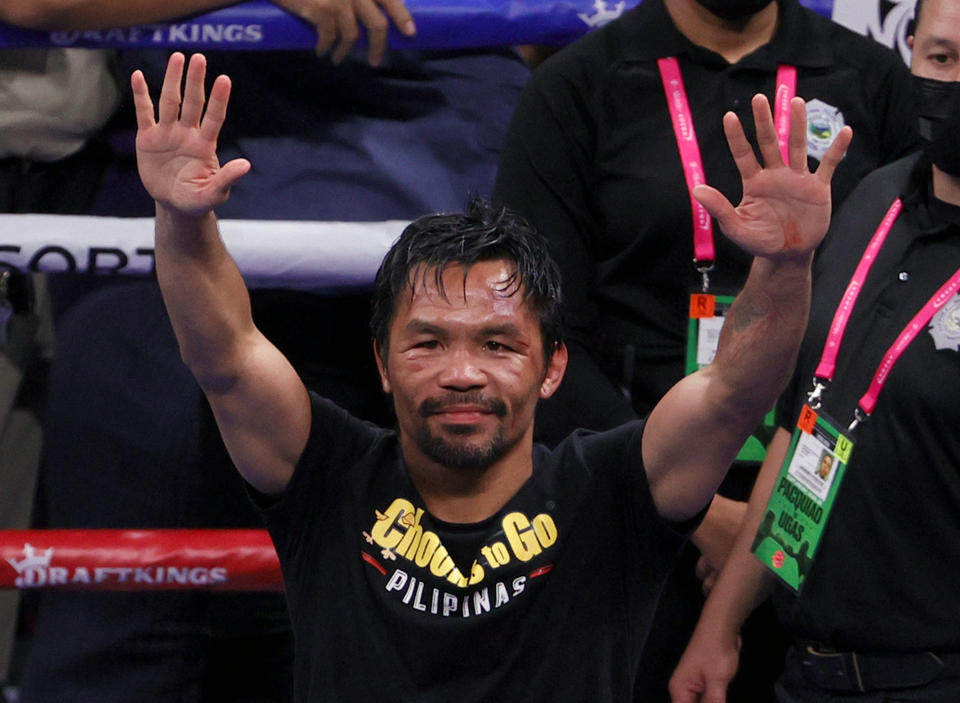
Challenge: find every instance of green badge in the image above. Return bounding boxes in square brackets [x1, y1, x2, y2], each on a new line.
[686, 292, 775, 462]
[751, 404, 853, 592]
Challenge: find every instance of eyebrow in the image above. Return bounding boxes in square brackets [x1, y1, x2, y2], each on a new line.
[477, 323, 525, 338]
[404, 320, 446, 336]
[919, 36, 959, 50]
[402, 320, 529, 343]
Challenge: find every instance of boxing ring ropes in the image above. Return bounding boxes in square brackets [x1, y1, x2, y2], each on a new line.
[0, 0, 851, 594]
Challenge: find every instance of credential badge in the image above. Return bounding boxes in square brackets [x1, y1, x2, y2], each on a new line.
[805, 99, 846, 162]
[929, 293, 960, 351]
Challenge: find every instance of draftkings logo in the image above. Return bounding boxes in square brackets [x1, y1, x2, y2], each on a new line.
[578, 0, 627, 28]
[6, 543, 54, 588]
[5, 543, 229, 588]
[49, 24, 265, 47]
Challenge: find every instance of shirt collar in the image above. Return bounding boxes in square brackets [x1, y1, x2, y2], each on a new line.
[902, 153, 960, 233]
[617, 0, 834, 68]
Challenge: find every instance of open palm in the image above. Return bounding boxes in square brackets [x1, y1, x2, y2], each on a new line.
[132, 52, 250, 217]
[694, 93, 852, 262]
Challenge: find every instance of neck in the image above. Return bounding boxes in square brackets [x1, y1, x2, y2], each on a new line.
[401, 434, 534, 524]
[932, 165, 960, 207]
[664, 0, 778, 64]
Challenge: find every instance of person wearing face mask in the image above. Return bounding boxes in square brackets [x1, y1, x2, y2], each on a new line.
[670, 1, 960, 700]
[493, 0, 920, 699]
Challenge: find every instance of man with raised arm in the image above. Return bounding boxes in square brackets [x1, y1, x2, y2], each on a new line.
[670, 0, 960, 700]
[131, 51, 848, 700]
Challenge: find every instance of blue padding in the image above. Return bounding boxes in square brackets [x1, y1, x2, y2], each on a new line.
[0, 0, 835, 51]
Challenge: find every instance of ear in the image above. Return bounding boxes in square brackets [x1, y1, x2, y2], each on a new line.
[539, 342, 568, 399]
[373, 339, 392, 394]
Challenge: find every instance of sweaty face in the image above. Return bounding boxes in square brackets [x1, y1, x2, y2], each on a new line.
[376, 260, 563, 473]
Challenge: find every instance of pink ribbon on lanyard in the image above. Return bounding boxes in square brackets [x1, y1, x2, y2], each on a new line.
[658, 57, 714, 266]
[774, 65, 797, 164]
[808, 196, 960, 428]
[814, 199, 903, 382]
[657, 58, 798, 271]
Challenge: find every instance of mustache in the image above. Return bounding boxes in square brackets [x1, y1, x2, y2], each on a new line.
[419, 392, 507, 418]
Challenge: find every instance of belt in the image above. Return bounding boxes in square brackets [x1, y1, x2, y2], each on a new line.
[797, 643, 960, 693]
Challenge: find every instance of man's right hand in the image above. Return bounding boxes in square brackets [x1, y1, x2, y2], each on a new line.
[668, 625, 740, 703]
[132, 52, 250, 217]
[276, 0, 416, 66]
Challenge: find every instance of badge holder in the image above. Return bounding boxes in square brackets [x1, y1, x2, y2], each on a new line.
[751, 402, 854, 593]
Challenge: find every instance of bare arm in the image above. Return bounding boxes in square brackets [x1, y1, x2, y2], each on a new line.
[1, 0, 415, 67]
[668, 427, 791, 703]
[643, 94, 852, 522]
[133, 52, 310, 494]
[690, 495, 747, 586]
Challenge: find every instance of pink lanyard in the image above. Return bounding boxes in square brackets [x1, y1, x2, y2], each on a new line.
[657, 58, 797, 286]
[809, 198, 960, 429]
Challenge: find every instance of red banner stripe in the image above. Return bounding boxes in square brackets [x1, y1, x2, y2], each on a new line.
[0, 529, 282, 591]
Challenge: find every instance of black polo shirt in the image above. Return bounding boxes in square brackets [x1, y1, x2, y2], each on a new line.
[774, 153, 960, 651]
[493, 0, 920, 441]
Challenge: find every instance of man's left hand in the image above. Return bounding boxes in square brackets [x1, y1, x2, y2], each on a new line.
[693, 92, 853, 262]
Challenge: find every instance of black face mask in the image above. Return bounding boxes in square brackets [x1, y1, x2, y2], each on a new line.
[692, 0, 775, 20]
[914, 76, 960, 178]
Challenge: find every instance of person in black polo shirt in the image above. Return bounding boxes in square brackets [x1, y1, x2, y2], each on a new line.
[493, 0, 918, 442]
[672, 0, 960, 700]
[130, 49, 849, 701]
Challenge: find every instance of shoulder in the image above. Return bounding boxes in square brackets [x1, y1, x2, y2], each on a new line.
[843, 152, 923, 204]
[818, 152, 923, 262]
[302, 391, 394, 467]
[543, 419, 648, 485]
[526, 3, 656, 96]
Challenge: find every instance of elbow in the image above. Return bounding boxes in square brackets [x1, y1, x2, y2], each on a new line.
[178, 343, 240, 396]
[184, 356, 241, 396]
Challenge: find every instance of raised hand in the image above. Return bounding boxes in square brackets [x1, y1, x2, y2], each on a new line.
[131, 52, 250, 218]
[693, 92, 853, 262]
[276, 0, 416, 66]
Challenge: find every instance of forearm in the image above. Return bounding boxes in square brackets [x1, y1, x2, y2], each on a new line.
[154, 204, 255, 391]
[690, 495, 745, 570]
[645, 255, 810, 520]
[0, 0, 234, 30]
[668, 436, 786, 702]
[692, 428, 788, 635]
[711, 253, 812, 434]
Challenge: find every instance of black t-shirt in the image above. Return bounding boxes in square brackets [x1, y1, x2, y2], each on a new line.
[493, 0, 920, 440]
[774, 153, 960, 651]
[258, 393, 691, 702]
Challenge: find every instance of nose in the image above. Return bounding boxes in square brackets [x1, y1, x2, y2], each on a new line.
[437, 349, 486, 390]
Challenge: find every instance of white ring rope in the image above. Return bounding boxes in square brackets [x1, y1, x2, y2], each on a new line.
[0, 214, 407, 291]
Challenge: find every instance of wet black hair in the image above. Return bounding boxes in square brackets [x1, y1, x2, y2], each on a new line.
[370, 196, 563, 364]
